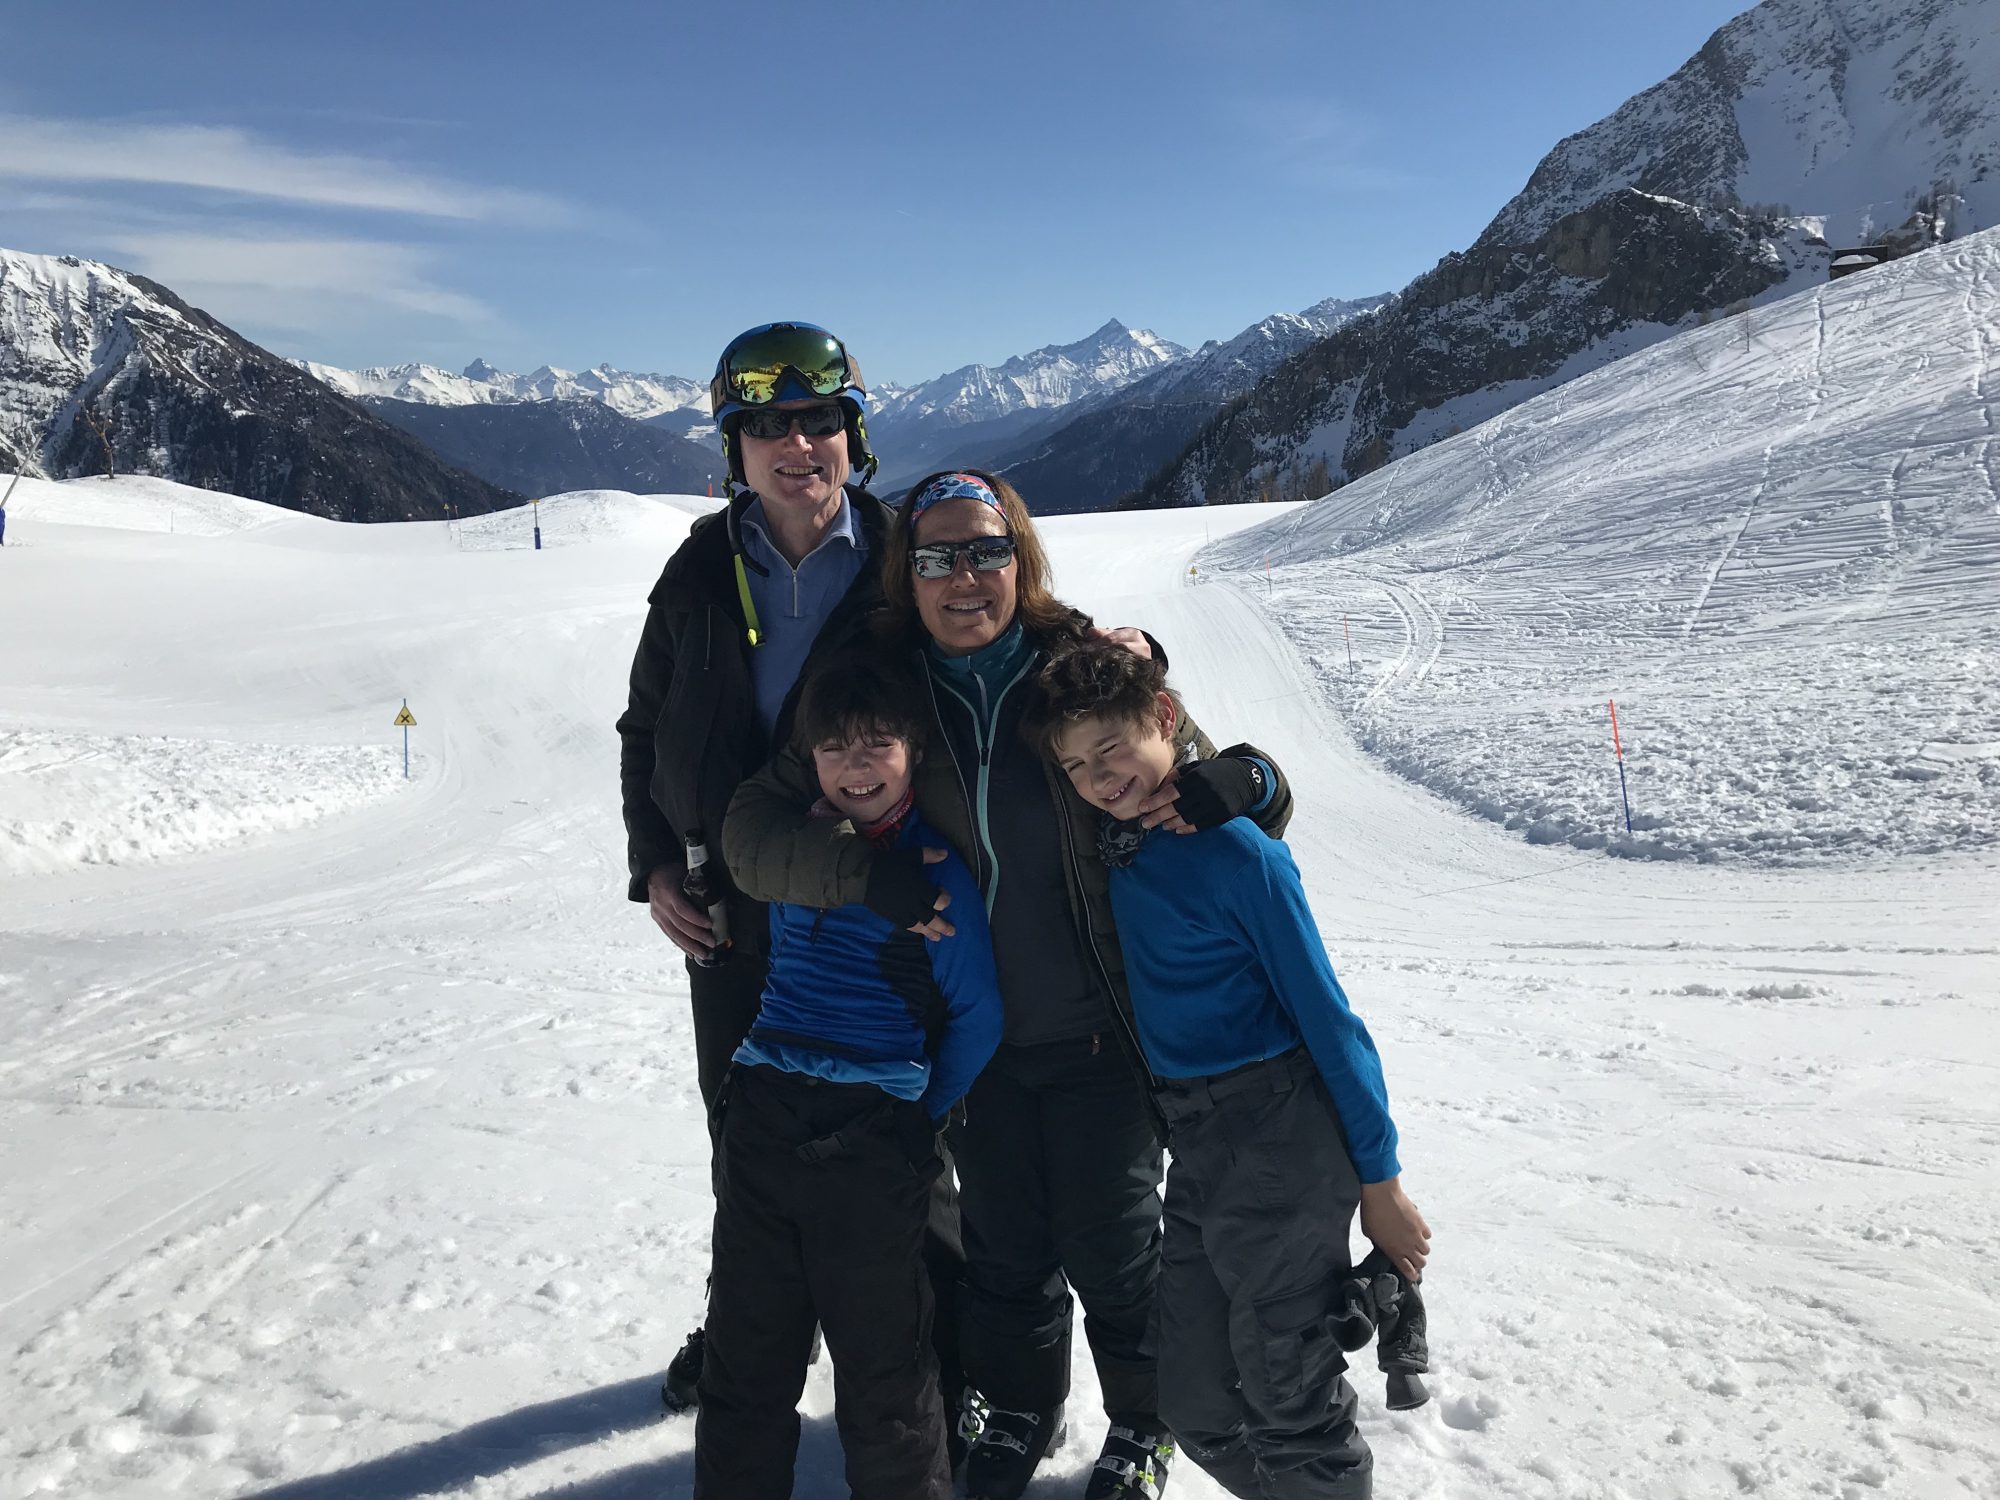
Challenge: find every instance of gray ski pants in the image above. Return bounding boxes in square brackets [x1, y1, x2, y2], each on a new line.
[1155, 1047, 1373, 1499]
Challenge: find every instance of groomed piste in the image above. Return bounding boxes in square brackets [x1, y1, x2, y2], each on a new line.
[1, 242, 1996, 1497]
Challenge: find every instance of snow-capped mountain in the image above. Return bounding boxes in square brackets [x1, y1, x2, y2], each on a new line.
[991, 295, 1393, 512]
[0, 248, 518, 522]
[866, 319, 1190, 490]
[873, 319, 1187, 427]
[1480, 0, 2000, 249]
[366, 397, 720, 499]
[1142, 295, 1393, 403]
[1134, 0, 1998, 510]
[301, 358, 708, 423]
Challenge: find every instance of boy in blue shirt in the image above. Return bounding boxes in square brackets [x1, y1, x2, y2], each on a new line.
[1031, 643, 1431, 1500]
[699, 655, 1003, 1500]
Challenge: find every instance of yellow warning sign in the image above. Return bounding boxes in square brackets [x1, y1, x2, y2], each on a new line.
[393, 705, 417, 727]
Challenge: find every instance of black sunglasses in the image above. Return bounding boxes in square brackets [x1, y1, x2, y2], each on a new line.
[735, 403, 847, 441]
[910, 535, 1017, 580]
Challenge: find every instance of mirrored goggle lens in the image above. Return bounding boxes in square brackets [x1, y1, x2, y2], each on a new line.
[736, 403, 847, 441]
[721, 325, 858, 406]
[910, 536, 1017, 579]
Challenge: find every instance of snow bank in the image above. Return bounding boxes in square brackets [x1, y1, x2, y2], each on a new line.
[1206, 228, 2000, 863]
[3, 474, 324, 536]
[453, 490, 719, 551]
[0, 729, 407, 875]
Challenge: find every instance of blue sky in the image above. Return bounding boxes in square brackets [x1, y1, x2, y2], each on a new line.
[0, 0, 1756, 386]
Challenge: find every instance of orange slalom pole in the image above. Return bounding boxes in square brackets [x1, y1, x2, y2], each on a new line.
[1608, 699, 1633, 835]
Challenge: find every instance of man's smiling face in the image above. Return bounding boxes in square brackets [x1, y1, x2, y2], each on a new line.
[738, 400, 851, 517]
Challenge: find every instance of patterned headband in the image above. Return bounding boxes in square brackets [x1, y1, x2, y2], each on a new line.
[908, 472, 1004, 520]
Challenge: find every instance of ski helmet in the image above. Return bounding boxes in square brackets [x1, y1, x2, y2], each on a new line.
[710, 321, 877, 492]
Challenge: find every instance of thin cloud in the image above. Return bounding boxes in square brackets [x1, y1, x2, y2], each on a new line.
[105, 231, 499, 336]
[1223, 96, 1420, 193]
[0, 113, 564, 224]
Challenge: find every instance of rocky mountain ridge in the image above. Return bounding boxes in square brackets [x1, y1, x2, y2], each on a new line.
[0, 249, 519, 522]
[365, 396, 720, 499]
[991, 294, 1392, 512]
[1128, 0, 1996, 511]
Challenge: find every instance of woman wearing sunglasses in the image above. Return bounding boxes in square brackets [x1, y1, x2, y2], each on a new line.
[724, 468, 1293, 1500]
[617, 323, 978, 1442]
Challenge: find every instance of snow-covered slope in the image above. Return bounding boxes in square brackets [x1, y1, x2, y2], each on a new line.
[1483, 0, 2000, 248]
[1206, 224, 2000, 863]
[3, 460, 1995, 1497]
[300, 359, 708, 422]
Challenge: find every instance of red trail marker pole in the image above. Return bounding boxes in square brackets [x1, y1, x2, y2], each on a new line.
[1608, 699, 1633, 835]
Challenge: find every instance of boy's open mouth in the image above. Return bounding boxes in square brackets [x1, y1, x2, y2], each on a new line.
[842, 782, 886, 800]
[1101, 775, 1138, 807]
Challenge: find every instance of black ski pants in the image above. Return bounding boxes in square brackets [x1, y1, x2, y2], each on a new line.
[1155, 1048, 1372, 1499]
[952, 1035, 1163, 1426]
[694, 1065, 952, 1500]
[686, 954, 967, 1401]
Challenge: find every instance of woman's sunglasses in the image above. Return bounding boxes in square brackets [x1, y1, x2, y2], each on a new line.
[910, 536, 1017, 580]
[735, 403, 848, 441]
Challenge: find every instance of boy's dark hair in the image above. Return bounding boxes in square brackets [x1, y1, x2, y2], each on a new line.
[795, 652, 929, 754]
[1026, 642, 1181, 757]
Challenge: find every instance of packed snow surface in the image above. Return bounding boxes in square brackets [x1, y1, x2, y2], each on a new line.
[1206, 229, 2000, 865]
[2, 460, 1996, 1496]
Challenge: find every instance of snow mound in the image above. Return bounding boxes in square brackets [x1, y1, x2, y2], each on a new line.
[1, 475, 323, 537]
[0, 729, 406, 875]
[1207, 228, 2000, 864]
[452, 490, 720, 552]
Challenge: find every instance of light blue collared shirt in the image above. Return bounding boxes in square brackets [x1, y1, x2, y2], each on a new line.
[738, 493, 868, 736]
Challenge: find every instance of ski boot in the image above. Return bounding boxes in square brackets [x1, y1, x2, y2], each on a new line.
[964, 1403, 1065, 1500]
[949, 1386, 989, 1473]
[1086, 1424, 1175, 1499]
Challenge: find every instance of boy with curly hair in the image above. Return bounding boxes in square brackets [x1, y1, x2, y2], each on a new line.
[1029, 642, 1430, 1500]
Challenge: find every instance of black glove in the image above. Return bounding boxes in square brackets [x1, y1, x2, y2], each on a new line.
[864, 849, 945, 929]
[1170, 755, 1267, 830]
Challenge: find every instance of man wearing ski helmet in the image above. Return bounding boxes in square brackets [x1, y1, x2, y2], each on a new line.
[617, 322, 965, 1420]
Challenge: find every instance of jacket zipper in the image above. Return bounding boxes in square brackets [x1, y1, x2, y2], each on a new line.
[926, 653, 1035, 917]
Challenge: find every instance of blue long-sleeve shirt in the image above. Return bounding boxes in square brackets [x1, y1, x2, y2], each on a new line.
[1108, 817, 1401, 1182]
[734, 809, 1002, 1120]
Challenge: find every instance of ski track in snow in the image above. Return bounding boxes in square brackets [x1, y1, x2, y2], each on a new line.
[2, 277, 1998, 1500]
[1209, 230, 2000, 866]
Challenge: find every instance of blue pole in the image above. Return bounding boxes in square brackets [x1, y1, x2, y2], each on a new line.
[1617, 760, 1633, 835]
[403, 724, 410, 780]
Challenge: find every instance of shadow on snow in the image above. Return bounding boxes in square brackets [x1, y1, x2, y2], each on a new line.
[240, 1375, 850, 1499]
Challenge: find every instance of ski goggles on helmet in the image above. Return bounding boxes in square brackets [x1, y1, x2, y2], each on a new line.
[710, 322, 866, 414]
[734, 402, 848, 441]
[910, 535, 1017, 580]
